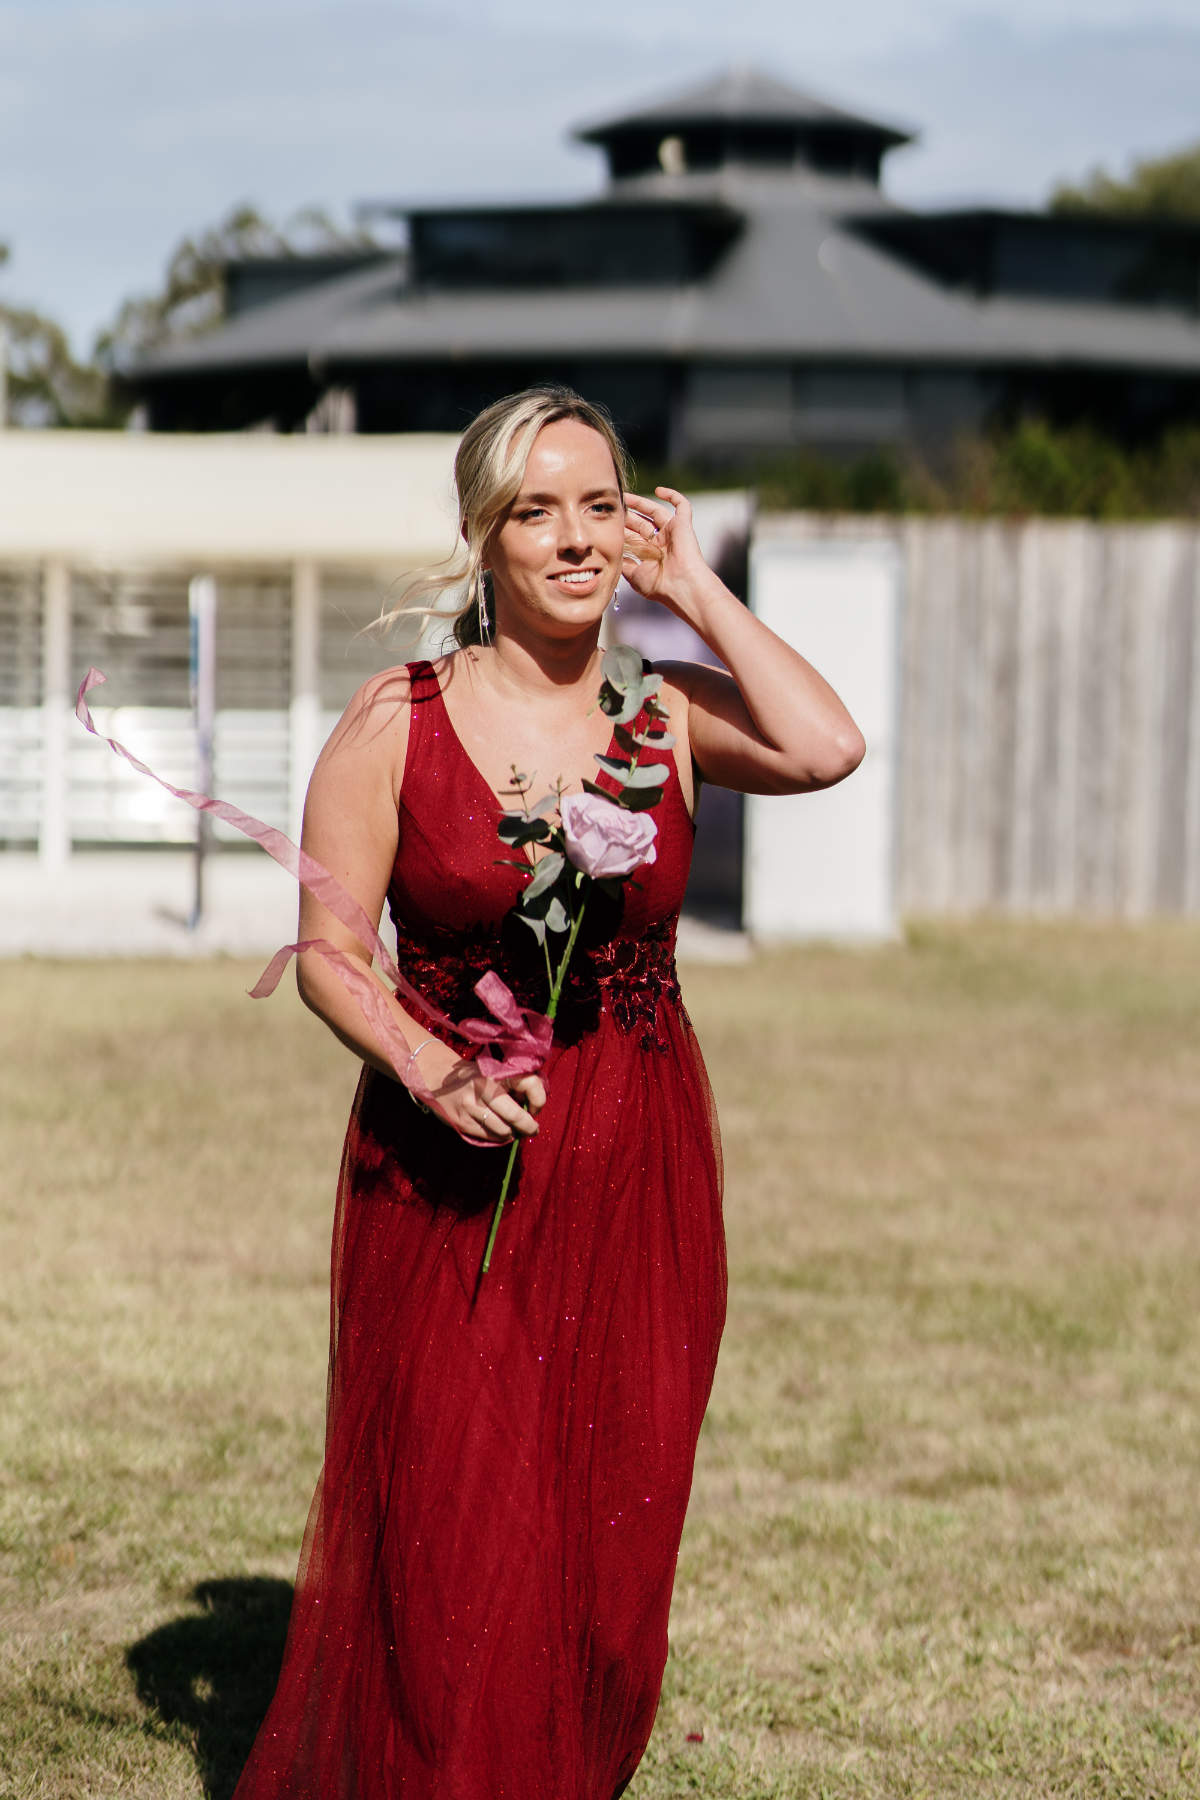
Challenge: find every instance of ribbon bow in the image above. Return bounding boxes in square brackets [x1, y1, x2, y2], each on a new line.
[458, 972, 553, 1081]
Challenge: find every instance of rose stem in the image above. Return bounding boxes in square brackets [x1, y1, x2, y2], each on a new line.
[477, 894, 588, 1283]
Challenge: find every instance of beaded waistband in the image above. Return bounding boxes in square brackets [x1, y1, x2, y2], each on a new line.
[586, 932, 678, 989]
[393, 923, 680, 1050]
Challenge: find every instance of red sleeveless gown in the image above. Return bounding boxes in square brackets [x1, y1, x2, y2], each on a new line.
[233, 661, 727, 1800]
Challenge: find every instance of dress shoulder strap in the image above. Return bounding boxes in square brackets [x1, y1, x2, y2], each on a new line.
[400, 659, 445, 794]
[405, 658, 439, 701]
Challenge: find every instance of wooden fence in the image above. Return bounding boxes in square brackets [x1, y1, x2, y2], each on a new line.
[773, 513, 1200, 916]
[897, 517, 1200, 916]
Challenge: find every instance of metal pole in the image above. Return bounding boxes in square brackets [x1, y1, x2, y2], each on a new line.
[40, 560, 71, 869]
[188, 574, 217, 930]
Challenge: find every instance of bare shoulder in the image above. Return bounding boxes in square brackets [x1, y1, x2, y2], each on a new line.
[649, 658, 733, 744]
[335, 662, 416, 738]
[651, 658, 731, 708]
[315, 662, 418, 804]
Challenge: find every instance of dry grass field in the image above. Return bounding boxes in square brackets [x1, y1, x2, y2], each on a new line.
[2, 922, 1199, 1797]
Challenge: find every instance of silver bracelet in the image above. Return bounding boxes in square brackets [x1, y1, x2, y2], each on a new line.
[405, 1037, 436, 1109]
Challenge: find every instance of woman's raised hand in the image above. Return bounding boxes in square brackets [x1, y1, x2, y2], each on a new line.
[418, 1039, 547, 1146]
[621, 487, 715, 621]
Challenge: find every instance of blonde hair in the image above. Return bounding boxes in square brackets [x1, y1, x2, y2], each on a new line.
[379, 385, 633, 650]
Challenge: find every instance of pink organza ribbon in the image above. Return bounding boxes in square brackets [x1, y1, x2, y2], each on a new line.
[459, 971, 555, 1080]
[74, 669, 551, 1122]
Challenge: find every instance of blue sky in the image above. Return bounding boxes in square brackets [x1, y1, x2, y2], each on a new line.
[1, 0, 1198, 354]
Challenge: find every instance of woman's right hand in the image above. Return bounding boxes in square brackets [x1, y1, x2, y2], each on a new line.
[416, 1039, 547, 1145]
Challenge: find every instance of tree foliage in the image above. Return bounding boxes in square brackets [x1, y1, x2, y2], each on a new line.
[654, 422, 1200, 521]
[95, 200, 378, 371]
[0, 203, 379, 426]
[1049, 139, 1200, 221]
[0, 242, 111, 427]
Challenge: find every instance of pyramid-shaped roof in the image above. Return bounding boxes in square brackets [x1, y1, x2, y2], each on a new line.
[574, 67, 914, 151]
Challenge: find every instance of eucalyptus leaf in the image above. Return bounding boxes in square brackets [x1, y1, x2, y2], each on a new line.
[619, 786, 662, 812]
[613, 688, 645, 726]
[522, 851, 565, 903]
[544, 895, 570, 935]
[581, 778, 615, 801]
[624, 761, 670, 788]
[498, 814, 551, 847]
[516, 911, 547, 945]
[611, 723, 673, 755]
[529, 792, 559, 819]
[593, 752, 632, 778]
[602, 644, 644, 692]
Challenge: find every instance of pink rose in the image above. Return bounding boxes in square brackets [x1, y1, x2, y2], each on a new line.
[560, 793, 658, 880]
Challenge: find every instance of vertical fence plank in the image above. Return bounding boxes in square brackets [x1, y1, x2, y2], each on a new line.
[1153, 529, 1197, 911]
[954, 521, 986, 908]
[1121, 527, 1173, 915]
[1037, 521, 1073, 909]
[1186, 534, 1200, 913]
[924, 517, 961, 911]
[1052, 523, 1087, 911]
[984, 523, 1020, 906]
[1077, 527, 1123, 912]
[897, 517, 930, 912]
[895, 519, 921, 913]
[1008, 524, 1041, 910]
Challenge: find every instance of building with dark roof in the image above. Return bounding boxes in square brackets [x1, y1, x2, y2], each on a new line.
[125, 68, 1200, 461]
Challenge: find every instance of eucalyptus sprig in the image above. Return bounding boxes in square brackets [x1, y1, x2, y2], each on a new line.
[477, 646, 671, 1286]
[585, 644, 676, 815]
[496, 648, 675, 954]
[497, 771, 570, 958]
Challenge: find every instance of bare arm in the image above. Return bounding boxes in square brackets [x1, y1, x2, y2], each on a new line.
[623, 488, 866, 795]
[296, 666, 544, 1144]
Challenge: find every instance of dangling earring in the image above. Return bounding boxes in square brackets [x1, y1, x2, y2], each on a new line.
[477, 569, 491, 642]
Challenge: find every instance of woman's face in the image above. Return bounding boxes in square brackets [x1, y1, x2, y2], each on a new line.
[486, 418, 627, 638]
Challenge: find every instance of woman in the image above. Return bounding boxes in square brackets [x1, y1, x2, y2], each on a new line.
[233, 387, 864, 1799]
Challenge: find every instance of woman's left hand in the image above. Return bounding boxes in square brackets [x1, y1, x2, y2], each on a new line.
[621, 487, 715, 623]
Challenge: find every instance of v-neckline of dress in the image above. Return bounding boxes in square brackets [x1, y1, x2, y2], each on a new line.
[429, 656, 624, 817]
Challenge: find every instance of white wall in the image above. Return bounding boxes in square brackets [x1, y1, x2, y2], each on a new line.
[0, 430, 460, 562]
[745, 530, 900, 941]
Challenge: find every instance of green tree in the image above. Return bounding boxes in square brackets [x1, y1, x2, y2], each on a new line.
[1049, 140, 1200, 220]
[0, 242, 110, 427]
[0, 203, 379, 426]
[96, 200, 378, 370]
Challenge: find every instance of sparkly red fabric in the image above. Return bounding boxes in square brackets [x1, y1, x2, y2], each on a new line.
[233, 661, 726, 1800]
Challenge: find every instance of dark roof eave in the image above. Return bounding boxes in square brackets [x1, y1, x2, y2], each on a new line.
[317, 343, 1200, 375]
[575, 116, 912, 151]
[867, 204, 1200, 242]
[396, 198, 746, 236]
[124, 352, 316, 387]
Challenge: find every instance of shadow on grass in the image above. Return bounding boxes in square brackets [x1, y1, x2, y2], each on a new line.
[126, 1575, 293, 1800]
